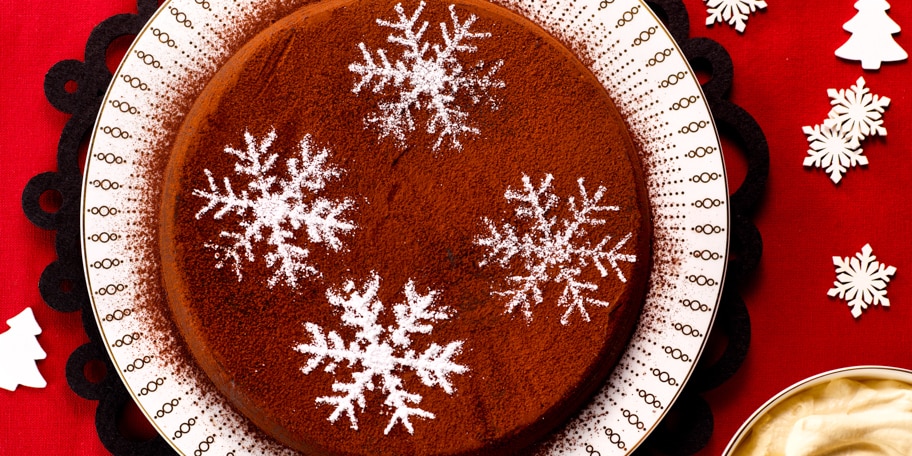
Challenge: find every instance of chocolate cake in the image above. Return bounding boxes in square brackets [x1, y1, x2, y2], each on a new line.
[159, 0, 652, 454]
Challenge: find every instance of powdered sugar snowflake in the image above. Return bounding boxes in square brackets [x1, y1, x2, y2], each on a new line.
[350, 1, 504, 152]
[194, 130, 355, 288]
[802, 123, 865, 184]
[828, 244, 896, 319]
[705, 0, 767, 33]
[476, 174, 636, 325]
[823, 77, 891, 143]
[294, 273, 467, 434]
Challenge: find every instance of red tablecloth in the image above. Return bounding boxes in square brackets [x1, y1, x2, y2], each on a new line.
[2, 0, 911, 454]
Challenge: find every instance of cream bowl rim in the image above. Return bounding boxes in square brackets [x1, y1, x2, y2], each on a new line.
[722, 364, 912, 455]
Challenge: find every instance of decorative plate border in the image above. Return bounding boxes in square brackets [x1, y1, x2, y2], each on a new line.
[78, 0, 728, 454]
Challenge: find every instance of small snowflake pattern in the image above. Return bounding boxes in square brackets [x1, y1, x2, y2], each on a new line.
[194, 130, 356, 288]
[802, 123, 865, 184]
[823, 76, 890, 143]
[704, 0, 767, 33]
[350, 1, 504, 152]
[294, 273, 467, 434]
[476, 174, 637, 325]
[828, 244, 896, 319]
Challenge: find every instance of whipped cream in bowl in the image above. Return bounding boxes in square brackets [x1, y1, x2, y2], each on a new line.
[724, 366, 912, 456]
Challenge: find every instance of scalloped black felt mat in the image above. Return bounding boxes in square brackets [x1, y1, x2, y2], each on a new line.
[22, 0, 768, 454]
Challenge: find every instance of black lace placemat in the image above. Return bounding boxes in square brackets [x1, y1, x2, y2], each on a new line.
[21, 0, 768, 454]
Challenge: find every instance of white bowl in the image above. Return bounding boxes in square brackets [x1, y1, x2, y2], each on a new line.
[723, 365, 912, 455]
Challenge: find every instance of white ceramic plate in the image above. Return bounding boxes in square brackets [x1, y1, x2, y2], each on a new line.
[81, 0, 728, 454]
[723, 365, 912, 455]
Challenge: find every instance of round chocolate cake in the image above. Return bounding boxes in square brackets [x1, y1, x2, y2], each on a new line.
[159, 0, 652, 454]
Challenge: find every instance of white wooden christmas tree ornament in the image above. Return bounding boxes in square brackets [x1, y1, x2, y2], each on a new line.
[835, 0, 908, 70]
[0, 307, 47, 391]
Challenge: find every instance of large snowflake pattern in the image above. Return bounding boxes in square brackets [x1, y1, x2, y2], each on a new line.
[194, 130, 356, 288]
[704, 0, 767, 33]
[802, 123, 865, 184]
[294, 273, 467, 434]
[828, 244, 896, 319]
[823, 76, 891, 143]
[350, 1, 504, 152]
[476, 174, 636, 325]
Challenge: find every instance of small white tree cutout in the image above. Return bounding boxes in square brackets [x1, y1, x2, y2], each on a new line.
[0, 307, 47, 391]
[835, 0, 908, 70]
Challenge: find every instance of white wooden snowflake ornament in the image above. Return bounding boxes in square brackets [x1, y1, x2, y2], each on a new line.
[803, 77, 890, 184]
[828, 244, 896, 319]
[0, 307, 47, 391]
[824, 76, 890, 143]
[835, 0, 907, 70]
[802, 123, 864, 184]
[704, 0, 768, 33]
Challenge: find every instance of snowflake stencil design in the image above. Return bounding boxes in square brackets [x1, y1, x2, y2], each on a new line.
[294, 273, 467, 434]
[823, 77, 891, 143]
[704, 0, 767, 33]
[350, 1, 504, 152]
[802, 123, 865, 184]
[476, 174, 637, 325]
[194, 130, 356, 288]
[828, 244, 896, 319]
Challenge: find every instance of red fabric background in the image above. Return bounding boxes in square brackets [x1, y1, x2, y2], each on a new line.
[1, 0, 910, 454]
